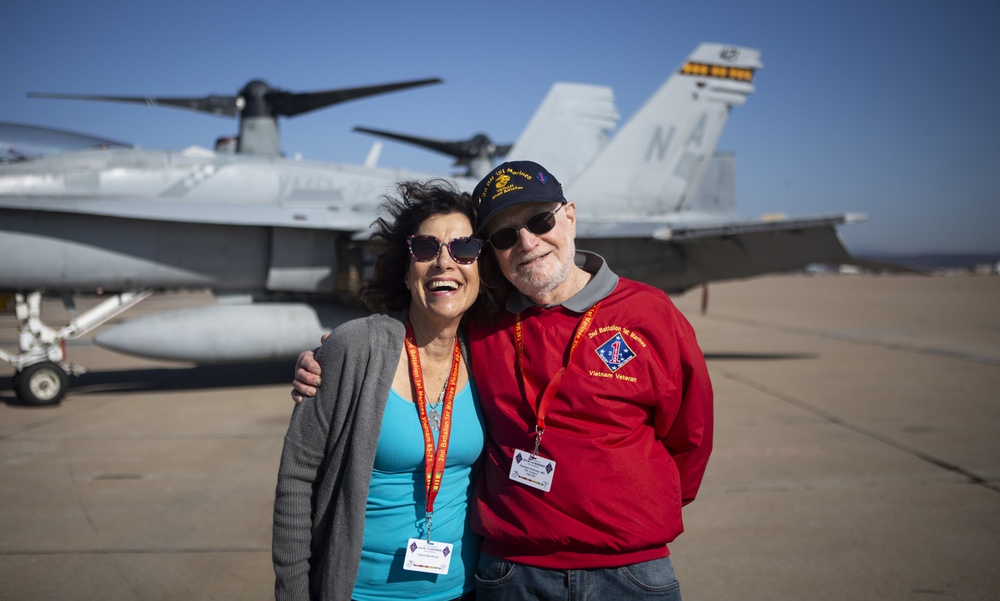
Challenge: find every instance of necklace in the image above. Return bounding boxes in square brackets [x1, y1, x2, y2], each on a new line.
[427, 382, 447, 433]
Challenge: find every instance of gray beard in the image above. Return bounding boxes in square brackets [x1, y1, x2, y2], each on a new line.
[509, 253, 574, 305]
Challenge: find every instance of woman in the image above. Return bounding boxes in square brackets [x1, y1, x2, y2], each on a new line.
[273, 180, 500, 601]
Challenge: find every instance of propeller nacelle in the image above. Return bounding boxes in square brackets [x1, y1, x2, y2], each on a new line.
[236, 80, 273, 118]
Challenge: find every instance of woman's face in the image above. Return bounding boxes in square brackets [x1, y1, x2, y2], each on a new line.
[405, 212, 481, 326]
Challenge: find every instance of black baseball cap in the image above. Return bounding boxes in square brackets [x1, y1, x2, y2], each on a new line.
[473, 161, 565, 234]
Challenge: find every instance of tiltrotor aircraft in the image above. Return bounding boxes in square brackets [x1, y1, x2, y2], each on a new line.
[0, 43, 866, 405]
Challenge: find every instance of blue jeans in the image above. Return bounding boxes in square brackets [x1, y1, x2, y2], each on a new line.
[475, 553, 682, 601]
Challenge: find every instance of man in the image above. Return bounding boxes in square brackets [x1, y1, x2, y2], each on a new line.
[292, 161, 713, 600]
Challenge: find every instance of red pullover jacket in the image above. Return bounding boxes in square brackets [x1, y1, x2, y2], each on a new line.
[468, 252, 713, 569]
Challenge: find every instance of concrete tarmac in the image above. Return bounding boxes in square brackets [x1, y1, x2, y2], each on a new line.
[1, 275, 998, 600]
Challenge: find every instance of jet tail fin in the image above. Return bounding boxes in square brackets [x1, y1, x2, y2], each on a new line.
[567, 43, 762, 217]
[507, 83, 619, 186]
[688, 152, 736, 215]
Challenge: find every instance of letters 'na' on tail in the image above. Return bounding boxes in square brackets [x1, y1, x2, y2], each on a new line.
[567, 43, 762, 218]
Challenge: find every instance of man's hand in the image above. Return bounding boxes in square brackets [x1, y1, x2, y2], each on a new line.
[291, 334, 327, 404]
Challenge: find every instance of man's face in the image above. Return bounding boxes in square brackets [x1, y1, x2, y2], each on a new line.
[485, 201, 577, 302]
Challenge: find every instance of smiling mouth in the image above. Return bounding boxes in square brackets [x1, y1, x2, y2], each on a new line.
[518, 251, 550, 267]
[427, 281, 460, 293]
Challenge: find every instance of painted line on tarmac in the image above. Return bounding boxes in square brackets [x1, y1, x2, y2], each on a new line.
[713, 366, 998, 494]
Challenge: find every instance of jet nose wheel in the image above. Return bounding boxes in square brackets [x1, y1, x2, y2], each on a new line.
[15, 362, 69, 406]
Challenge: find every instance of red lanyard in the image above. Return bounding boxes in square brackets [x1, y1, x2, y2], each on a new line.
[404, 322, 461, 541]
[514, 302, 601, 455]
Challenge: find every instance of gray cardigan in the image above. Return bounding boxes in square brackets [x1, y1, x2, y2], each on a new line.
[273, 312, 402, 601]
[272, 311, 471, 601]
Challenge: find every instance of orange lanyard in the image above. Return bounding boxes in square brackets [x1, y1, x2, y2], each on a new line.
[404, 322, 461, 542]
[514, 302, 600, 455]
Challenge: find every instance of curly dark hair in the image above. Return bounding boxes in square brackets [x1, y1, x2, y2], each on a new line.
[360, 179, 507, 323]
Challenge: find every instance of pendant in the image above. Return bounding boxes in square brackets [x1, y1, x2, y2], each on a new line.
[428, 403, 442, 433]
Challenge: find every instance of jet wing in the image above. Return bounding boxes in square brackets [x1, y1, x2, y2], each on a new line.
[576, 214, 868, 293]
[0, 195, 376, 233]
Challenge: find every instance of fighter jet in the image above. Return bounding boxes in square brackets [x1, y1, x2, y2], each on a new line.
[0, 43, 866, 405]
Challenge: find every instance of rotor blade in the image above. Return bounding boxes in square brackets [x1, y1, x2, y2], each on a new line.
[28, 92, 239, 117]
[353, 126, 457, 156]
[267, 78, 442, 117]
[353, 127, 512, 164]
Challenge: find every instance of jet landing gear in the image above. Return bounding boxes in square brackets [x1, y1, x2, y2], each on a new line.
[13, 362, 68, 406]
[1, 291, 152, 406]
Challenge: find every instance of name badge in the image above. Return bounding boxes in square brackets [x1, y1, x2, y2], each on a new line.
[508, 448, 556, 492]
[403, 538, 453, 575]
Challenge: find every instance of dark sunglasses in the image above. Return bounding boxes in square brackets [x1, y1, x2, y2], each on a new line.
[487, 204, 565, 250]
[406, 235, 484, 265]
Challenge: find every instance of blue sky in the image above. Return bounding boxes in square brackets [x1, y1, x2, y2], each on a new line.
[4, 0, 998, 254]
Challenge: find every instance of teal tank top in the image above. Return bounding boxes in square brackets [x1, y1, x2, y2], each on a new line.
[351, 381, 484, 601]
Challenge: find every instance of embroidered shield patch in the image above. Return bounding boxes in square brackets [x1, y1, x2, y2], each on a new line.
[595, 332, 636, 373]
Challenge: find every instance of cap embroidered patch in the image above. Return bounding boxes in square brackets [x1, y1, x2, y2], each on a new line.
[595, 332, 636, 373]
[471, 160, 565, 234]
